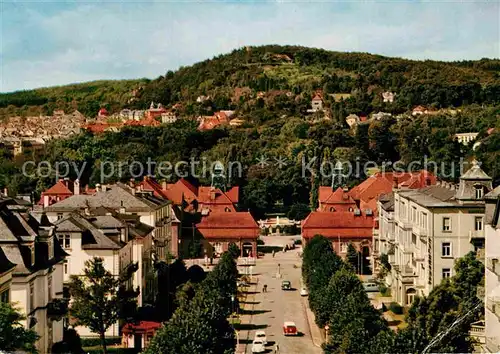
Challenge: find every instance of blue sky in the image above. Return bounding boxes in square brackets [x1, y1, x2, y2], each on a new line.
[1, 0, 499, 92]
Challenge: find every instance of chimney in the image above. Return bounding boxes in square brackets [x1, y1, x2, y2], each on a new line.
[102, 185, 107, 192]
[210, 190, 216, 201]
[74, 179, 80, 195]
[43, 195, 49, 207]
[95, 183, 101, 192]
[129, 178, 135, 188]
[2, 188, 7, 197]
[143, 175, 149, 182]
[425, 177, 431, 186]
[162, 180, 167, 190]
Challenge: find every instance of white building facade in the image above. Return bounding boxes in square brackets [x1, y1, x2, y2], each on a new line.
[0, 198, 66, 354]
[387, 162, 490, 307]
[484, 187, 500, 352]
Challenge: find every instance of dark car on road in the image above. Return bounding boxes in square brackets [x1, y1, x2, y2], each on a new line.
[281, 280, 291, 290]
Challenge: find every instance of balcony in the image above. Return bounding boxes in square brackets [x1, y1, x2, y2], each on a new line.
[469, 321, 485, 344]
[469, 230, 484, 241]
[486, 257, 500, 277]
[397, 219, 413, 230]
[486, 296, 500, 319]
[412, 225, 428, 238]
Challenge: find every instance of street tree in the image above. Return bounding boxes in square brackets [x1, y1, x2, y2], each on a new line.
[346, 242, 359, 273]
[67, 257, 139, 354]
[0, 302, 38, 353]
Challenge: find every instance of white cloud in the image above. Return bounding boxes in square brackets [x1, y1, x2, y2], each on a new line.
[1, 1, 498, 92]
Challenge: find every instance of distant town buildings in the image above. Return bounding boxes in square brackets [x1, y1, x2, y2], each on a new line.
[0, 111, 84, 156]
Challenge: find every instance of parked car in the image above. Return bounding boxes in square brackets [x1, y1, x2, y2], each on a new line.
[281, 280, 292, 290]
[363, 282, 379, 292]
[254, 330, 267, 345]
[283, 321, 298, 336]
[252, 339, 265, 353]
[300, 287, 308, 296]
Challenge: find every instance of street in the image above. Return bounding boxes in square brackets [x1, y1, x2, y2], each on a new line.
[237, 236, 323, 354]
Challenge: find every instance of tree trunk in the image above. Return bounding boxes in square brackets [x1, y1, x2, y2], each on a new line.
[100, 331, 107, 354]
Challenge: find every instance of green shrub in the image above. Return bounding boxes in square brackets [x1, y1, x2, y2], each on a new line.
[389, 302, 403, 315]
[80, 336, 121, 347]
[379, 284, 391, 297]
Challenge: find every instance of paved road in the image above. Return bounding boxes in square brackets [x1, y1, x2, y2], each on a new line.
[239, 237, 322, 354]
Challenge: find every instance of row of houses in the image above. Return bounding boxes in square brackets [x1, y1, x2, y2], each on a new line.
[299, 161, 498, 352]
[1, 176, 259, 353]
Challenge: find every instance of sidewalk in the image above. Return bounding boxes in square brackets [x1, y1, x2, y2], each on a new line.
[301, 296, 325, 348]
[235, 275, 259, 354]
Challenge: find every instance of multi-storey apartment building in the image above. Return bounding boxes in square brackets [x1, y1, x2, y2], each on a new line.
[52, 210, 154, 337]
[386, 161, 491, 306]
[0, 197, 66, 353]
[484, 186, 500, 352]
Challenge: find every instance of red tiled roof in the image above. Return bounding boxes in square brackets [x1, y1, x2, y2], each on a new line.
[301, 211, 374, 239]
[122, 321, 161, 334]
[324, 187, 356, 204]
[196, 212, 259, 239]
[226, 186, 239, 204]
[42, 180, 73, 196]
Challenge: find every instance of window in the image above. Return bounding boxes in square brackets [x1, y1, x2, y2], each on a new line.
[0, 289, 9, 303]
[422, 212, 427, 229]
[225, 207, 231, 212]
[48, 239, 53, 259]
[48, 276, 52, 302]
[475, 217, 483, 231]
[412, 233, 417, 245]
[57, 213, 63, 220]
[475, 186, 483, 199]
[340, 242, 348, 253]
[30, 245, 35, 266]
[58, 234, 71, 249]
[412, 206, 417, 222]
[442, 242, 451, 257]
[443, 217, 451, 231]
[442, 268, 451, 279]
[29, 282, 35, 312]
[63, 261, 68, 275]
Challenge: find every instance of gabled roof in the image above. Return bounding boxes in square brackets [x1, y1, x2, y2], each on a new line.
[301, 211, 374, 238]
[196, 211, 259, 239]
[323, 187, 356, 205]
[42, 179, 73, 196]
[460, 161, 492, 180]
[54, 213, 121, 250]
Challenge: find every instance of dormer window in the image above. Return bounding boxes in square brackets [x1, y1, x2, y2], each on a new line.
[330, 207, 336, 212]
[475, 185, 483, 199]
[225, 207, 231, 212]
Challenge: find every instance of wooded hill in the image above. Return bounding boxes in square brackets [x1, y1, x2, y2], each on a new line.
[1, 45, 500, 119]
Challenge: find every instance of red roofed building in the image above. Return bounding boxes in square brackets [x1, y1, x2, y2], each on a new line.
[196, 211, 259, 257]
[302, 211, 374, 257]
[198, 111, 230, 131]
[145, 102, 167, 120]
[304, 170, 437, 262]
[38, 178, 96, 207]
[134, 176, 248, 258]
[122, 321, 161, 350]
